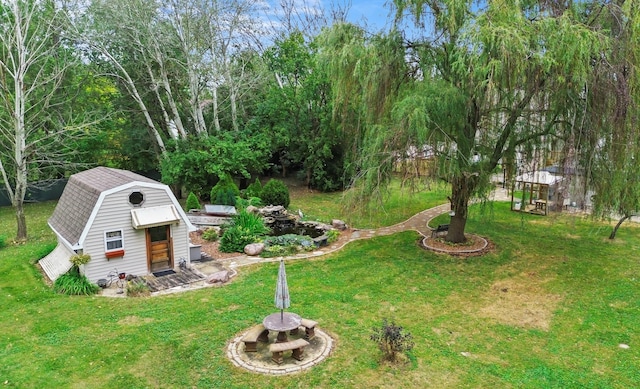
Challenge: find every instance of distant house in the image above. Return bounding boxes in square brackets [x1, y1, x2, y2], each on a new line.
[39, 167, 195, 283]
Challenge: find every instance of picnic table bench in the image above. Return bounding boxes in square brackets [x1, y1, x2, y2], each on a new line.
[300, 318, 317, 340]
[241, 324, 269, 352]
[431, 224, 449, 238]
[269, 338, 309, 364]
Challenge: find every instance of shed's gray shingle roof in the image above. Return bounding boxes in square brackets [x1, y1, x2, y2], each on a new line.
[49, 167, 158, 247]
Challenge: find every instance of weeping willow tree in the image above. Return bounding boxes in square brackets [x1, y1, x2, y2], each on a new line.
[320, 0, 604, 242]
[586, 0, 640, 239]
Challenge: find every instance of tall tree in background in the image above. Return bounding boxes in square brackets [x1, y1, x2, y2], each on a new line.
[324, 1, 604, 242]
[0, 0, 101, 241]
[586, 1, 640, 239]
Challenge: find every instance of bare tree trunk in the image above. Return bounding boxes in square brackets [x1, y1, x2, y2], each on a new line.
[211, 86, 221, 133]
[610, 214, 632, 240]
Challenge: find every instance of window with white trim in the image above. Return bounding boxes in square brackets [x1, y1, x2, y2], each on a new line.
[105, 230, 124, 251]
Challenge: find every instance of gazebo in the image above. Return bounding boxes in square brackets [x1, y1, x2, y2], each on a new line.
[511, 171, 563, 216]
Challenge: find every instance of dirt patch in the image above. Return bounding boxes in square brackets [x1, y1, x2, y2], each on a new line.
[477, 274, 562, 331]
[190, 231, 242, 260]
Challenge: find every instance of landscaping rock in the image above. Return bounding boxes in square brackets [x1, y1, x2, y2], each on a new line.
[332, 219, 347, 230]
[244, 243, 265, 256]
[246, 205, 258, 214]
[207, 270, 230, 284]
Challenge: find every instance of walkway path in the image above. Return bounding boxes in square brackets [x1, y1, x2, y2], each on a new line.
[217, 188, 512, 270]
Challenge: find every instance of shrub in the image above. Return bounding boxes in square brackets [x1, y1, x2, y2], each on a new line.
[202, 228, 218, 242]
[219, 210, 270, 253]
[214, 188, 236, 206]
[236, 196, 263, 210]
[326, 229, 340, 243]
[53, 273, 99, 295]
[127, 279, 150, 297]
[185, 192, 201, 211]
[370, 319, 415, 362]
[261, 179, 290, 208]
[210, 175, 240, 205]
[69, 253, 91, 267]
[244, 177, 263, 198]
[261, 234, 314, 257]
[0, 235, 7, 250]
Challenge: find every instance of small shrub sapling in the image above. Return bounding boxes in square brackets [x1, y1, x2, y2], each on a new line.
[370, 318, 415, 362]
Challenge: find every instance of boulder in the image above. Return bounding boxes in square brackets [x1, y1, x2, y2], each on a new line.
[332, 219, 347, 230]
[244, 243, 265, 256]
[207, 270, 230, 284]
[246, 205, 259, 214]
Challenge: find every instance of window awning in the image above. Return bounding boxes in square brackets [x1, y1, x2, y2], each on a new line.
[131, 205, 181, 229]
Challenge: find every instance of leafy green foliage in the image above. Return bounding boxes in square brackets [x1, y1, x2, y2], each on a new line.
[201, 228, 218, 242]
[69, 254, 91, 267]
[326, 229, 339, 243]
[0, 235, 6, 250]
[261, 234, 314, 257]
[370, 318, 415, 362]
[210, 175, 240, 206]
[244, 178, 263, 198]
[53, 272, 99, 296]
[214, 188, 237, 206]
[260, 179, 290, 207]
[235, 196, 263, 210]
[219, 210, 270, 252]
[160, 134, 270, 199]
[185, 192, 201, 211]
[255, 31, 345, 191]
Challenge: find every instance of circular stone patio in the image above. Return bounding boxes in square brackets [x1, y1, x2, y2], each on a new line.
[227, 327, 333, 375]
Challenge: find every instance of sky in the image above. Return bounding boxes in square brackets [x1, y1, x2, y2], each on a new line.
[346, 0, 393, 32]
[261, 0, 397, 36]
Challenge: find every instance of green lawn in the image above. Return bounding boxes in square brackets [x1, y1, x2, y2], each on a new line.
[0, 192, 638, 388]
[289, 180, 450, 229]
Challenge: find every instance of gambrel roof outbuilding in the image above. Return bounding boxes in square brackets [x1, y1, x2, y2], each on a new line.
[48, 167, 159, 250]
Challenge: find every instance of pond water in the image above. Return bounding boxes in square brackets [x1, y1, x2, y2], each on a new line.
[270, 224, 325, 238]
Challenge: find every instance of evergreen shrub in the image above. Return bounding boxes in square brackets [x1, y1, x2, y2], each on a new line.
[244, 178, 263, 198]
[185, 192, 201, 211]
[210, 175, 240, 206]
[261, 179, 290, 208]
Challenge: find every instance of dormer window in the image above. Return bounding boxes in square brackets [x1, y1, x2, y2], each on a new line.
[129, 191, 144, 206]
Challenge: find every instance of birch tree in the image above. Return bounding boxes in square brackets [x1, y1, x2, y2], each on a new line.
[0, 0, 100, 241]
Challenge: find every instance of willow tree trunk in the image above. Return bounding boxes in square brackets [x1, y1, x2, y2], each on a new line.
[609, 214, 632, 240]
[446, 175, 475, 243]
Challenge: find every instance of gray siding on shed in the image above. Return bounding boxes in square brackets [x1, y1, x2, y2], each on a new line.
[82, 186, 190, 282]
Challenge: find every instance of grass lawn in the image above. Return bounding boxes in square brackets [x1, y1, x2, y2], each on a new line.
[0, 190, 639, 388]
[289, 180, 450, 229]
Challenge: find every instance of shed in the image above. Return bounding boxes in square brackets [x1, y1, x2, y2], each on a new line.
[39, 167, 195, 283]
[511, 171, 563, 215]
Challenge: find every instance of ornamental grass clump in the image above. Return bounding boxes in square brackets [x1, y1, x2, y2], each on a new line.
[127, 279, 150, 297]
[219, 210, 270, 252]
[370, 318, 415, 362]
[53, 254, 99, 295]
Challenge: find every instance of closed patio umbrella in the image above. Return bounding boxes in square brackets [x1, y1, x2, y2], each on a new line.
[274, 259, 290, 321]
